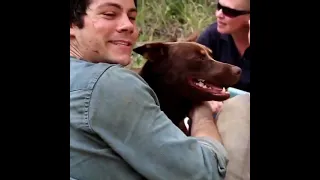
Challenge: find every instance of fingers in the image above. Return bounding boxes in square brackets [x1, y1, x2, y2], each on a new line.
[188, 101, 215, 121]
[207, 101, 223, 113]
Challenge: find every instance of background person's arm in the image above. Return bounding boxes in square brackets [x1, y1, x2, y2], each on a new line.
[89, 67, 228, 180]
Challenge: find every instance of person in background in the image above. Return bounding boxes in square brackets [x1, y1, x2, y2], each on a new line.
[197, 0, 250, 113]
[196, 2, 251, 179]
[70, 0, 230, 179]
[197, 0, 250, 92]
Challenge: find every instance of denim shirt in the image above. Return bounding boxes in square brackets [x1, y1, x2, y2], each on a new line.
[70, 57, 228, 180]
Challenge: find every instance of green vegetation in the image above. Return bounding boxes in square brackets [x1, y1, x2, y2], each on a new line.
[130, 0, 217, 68]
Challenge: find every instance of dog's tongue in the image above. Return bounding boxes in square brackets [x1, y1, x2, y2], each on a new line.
[208, 85, 224, 93]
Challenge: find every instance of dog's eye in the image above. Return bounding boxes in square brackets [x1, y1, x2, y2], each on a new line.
[199, 54, 206, 60]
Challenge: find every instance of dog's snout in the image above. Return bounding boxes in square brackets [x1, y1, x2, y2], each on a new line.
[231, 66, 242, 76]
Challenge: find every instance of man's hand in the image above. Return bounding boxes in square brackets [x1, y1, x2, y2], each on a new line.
[189, 101, 215, 122]
[207, 101, 223, 114]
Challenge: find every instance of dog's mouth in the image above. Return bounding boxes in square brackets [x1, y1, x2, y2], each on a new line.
[188, 77, 230, 97]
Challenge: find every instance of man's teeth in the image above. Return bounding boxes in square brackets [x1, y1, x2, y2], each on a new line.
[112, 41, 130, 46]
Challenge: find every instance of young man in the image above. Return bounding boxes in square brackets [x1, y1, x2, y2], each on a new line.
[70, 0, 246, 179]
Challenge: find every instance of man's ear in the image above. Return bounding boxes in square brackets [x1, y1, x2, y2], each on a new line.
[133, 42, 169, 62]
[70, 24, 77, 38]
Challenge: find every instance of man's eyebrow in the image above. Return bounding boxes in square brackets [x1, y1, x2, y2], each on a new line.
[96, 2, 137, 13]
[128, 8, 137, 13]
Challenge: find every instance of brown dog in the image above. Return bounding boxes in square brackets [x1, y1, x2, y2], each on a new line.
[132, 34, 242, 134]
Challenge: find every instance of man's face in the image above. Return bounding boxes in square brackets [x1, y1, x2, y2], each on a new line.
[70, 0, 139, 65]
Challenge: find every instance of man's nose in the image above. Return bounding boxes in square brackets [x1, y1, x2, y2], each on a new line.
[117, 15, 134, 33]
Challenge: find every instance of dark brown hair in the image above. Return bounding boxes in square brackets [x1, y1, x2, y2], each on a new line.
[70, 0, 137, 28]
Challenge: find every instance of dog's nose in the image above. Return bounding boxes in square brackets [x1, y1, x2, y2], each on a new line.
[231, 66, 242, 76]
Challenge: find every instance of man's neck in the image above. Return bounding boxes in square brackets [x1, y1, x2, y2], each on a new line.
[70, 40, 83, 59]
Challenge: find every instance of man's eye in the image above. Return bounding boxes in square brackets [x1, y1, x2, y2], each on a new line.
[103, 13, 116, 17]
[129, 16, 136, 21]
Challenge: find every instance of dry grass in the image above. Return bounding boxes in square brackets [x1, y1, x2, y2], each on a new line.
[129, 0, 217, 68]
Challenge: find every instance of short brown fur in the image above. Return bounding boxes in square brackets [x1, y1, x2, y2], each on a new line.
[132, 33, 242, 133]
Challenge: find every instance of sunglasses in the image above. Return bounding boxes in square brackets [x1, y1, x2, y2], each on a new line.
[217, 3, 250, 17]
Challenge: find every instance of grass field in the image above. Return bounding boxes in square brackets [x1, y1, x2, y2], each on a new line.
[130, 0, 217, 68]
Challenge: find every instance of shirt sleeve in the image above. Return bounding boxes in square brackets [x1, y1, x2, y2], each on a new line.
[88, 66, 228, 180]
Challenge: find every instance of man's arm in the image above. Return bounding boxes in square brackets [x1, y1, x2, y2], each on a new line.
[88, 66, 228, 180]
[189, 101, 222, 143]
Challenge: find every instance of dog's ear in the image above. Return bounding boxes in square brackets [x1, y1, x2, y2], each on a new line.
[183, 31, 200, 42]
[133, 42, 169, 62]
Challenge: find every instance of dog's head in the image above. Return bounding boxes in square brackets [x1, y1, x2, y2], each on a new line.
[133, 33, 242, 101]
